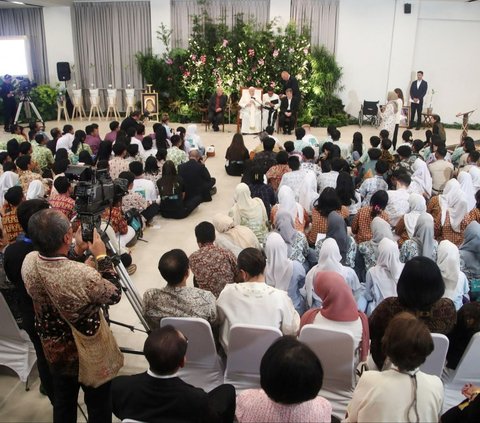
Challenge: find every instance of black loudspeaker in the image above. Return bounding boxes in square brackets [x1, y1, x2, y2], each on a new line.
[56, 62, 71, 81]
[404, 3, 411, 14]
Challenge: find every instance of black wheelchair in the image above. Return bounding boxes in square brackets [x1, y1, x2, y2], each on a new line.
[358, 100, 380, 128]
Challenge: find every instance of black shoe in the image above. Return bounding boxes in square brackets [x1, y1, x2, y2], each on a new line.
[210, 187, 217, 196]
[415, 126, 421, 130]
[213, 127, 219, 132]
[287, 131, 292, 135]
[408, 125, 413, 129]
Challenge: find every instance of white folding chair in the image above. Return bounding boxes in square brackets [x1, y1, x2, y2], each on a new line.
[442, 332, 480, 412]
[224, 324, 282, 391]
[420, 333, 449, 378]
[299, 324, 356, 417]
[0, 293, 36, 389]
[161, 317, 224, 392]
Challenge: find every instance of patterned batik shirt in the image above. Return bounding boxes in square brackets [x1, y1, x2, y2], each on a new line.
[189, 243, 239, 298]
[108, 156, 130, 181]
[359, 175, 388, 206]
[18, 170, 43, 194]
[122, 191, 147, 213]
[2, 206, 23, 243]
[266, 164, 291, 192]
[49, 194, 76, 221]
[166, 147, 188, 169]
[32, 145, 54, 171]
[142, 285, 217, 329]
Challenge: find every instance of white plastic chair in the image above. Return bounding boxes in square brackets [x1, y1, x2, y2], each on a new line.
[160, 317, 224, 392]
[442, 332, 480, 412]
[299, 324, 356, 417]
[224, 324, 282, 391]
[0, 293, 36, 389]
[419, 333, 449, 378]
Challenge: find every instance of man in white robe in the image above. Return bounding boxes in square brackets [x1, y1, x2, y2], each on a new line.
[262, 87, 280, 129]
[239, 87, 262, 134]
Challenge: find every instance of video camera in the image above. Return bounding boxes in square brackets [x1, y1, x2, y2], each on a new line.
[15, 77, 37, 97]
[65, 165, 128, 242]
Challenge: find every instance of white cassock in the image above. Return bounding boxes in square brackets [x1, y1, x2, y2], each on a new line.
[262, 92, 280, 129]
[239, 90, 262, 134]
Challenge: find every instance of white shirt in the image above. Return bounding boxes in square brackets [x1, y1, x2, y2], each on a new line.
[130, 138, 145, 156]
[56, 133, 74, 151]
[216, 283, 300, 352]
[279, 169, 311, 202]
[132, 178, 157, 202]
[385, 187, 410, 226]
[317, 171, 339, 194]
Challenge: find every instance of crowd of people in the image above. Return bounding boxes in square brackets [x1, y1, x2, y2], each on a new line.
[0, 106, 479, 422]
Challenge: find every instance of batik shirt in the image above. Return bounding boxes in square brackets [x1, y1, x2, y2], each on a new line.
[32, 145, 54, 171]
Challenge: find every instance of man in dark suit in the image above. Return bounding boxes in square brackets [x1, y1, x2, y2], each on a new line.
[409, 70, 428, 130]
[208, 86, 228, 131]
[111, 326, 236, 423]
[0, 74, 17, 132]
[120, 110, 141, 132]
[279, 89, 300, 135]
[281, 71, 300, 99]
[178, 150, 216, 202]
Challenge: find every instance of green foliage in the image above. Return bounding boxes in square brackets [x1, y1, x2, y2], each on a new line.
[29, 84, 61, 122]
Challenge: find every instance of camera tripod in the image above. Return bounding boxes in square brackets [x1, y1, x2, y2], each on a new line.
[14, 94, 44, 125]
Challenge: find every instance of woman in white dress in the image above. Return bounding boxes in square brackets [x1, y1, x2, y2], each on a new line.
[379, 91, 399, 138]
[392, 88, 404, 150]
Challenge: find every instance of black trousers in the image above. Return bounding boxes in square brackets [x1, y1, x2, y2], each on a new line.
[392, 123, 399, 150]
[279, 112, 296, 134]
[3, 100, 16, 131]
[208, 111, 224, 129]
[52, 374, 112, 423]
[410, 102, 423, 128]
[208, 384, 236, 423]
[266, 109, 277, 127]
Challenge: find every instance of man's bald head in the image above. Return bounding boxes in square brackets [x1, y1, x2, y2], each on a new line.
[189, 150, 201, 160]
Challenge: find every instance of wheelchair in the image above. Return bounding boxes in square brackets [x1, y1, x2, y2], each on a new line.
[358, 100, 380, 128]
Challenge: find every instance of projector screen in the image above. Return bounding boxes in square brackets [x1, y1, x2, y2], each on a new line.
[0, 36, 31, 77]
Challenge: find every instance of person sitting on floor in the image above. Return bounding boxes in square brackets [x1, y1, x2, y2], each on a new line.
[178, 150, 217, 203]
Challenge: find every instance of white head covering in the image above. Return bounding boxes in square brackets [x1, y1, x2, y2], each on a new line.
[26, 179, 45, 200]
[212, 213, 260, 256]
[368, 238, 404, 299]
[0, 171, 20, 208]
[298, 171, 319, 214]
[412, 213, 436, 260]
[404, 193, 427, 238]
[230, 183, 267, 223]
[437, 240, 461, 302]
[469, 166, 480, 191]
[439, 179, 468, 232]
[411, 158, 432, 197]
[274, 210, 297, 247]
[316, 237, 343, 274]
[458, 171, 476, 212]
[265, 232, 294, 291]
[185, 124, 201, 149]
[371, 216, 394, 255]
[277, 185, 304, 224]
[459, 221, 480, 275]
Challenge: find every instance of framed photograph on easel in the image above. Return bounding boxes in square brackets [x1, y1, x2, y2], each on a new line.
[141, 85, 159, 121]
[400, 105, 411, 128]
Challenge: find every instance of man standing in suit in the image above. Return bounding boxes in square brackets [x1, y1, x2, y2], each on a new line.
[208, 86, 228, 132]
[111, 325, 236, 423]
[178, 149, 216, 202]
[0, 74, 17, 132]
[281, 71, 300, 100]
[279, 88, 300, 135]
[409, 70, 428, 130]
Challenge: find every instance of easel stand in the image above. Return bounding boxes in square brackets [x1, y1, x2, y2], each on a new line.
[14, 95, 44, 125]
[456, 110, 475, 140]
[57, 98, 69, 122]
[89, 89, 103, 121]
[72, 89, 87, 120]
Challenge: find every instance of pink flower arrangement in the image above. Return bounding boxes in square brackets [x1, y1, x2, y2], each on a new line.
[165, 58, 173, 65]
[191, 54, 197, 61]
[289, 48, 294, 53]
[273, 49, 279, 57]
[303, 48, 309, 55]
[251, 66, 257, 72]
[216, 57, 221, 62]
[237, 58, 243, 65]
[248, 48, 255, 57]
[222, 39, 228, 47]
[200, 55, 207, 64]
[183, 71, 190, 77]
[258, 58, 265, 66]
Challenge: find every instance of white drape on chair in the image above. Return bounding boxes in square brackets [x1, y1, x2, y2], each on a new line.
[291, 0, 339, 52]
[71, 1, 152, 109]
[171, 0, 271, 49]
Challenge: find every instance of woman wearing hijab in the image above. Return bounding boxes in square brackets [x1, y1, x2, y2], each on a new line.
[229, 182, 269, 245]
[400, 212, 438, 262]
[212, 214, 260, 257]
[395, 193, 427, 246]
[270, 185, 308, 233]
[303, 238, 362, 309]
[460, 221, 480, 301]
[364, 238, 404, 316]
[358, 216, 394, 271]
[410, 158, 432, 199]
[458, 171, 476, 212]
[0, 170, 19, 208]
[185, 124, 205, 155]
[265, 232, 306, 315]
[274, 210, 310, 271]
[300, 271, 370, 366]
[437, 240, 470, 311]
[469, 165, 480, 192]
[26, 179, 45, 200]
[298, 171, 319, 215]
[434, 178, 471, 246]
[378, 91, 398, 136]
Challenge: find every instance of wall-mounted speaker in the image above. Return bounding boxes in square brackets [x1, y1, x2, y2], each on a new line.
[56, 62, 71, 81]
[404, 3, 412, 14]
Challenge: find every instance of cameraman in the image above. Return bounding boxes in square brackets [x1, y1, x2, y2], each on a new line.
[0, 74, 17, 132]
[21, 209, 122, 423]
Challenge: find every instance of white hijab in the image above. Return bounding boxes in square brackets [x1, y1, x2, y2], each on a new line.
[369, 238, 403, 299]
[404, 193, 427, 238]
[277, 185, 304, 224]
[412, 213, 436, 260]
[185, 124, 201, 149]
[371, 216, 394, 255]
[458, 171, 476, 212]
[437, 240, 460, 299]
[439, 179, 468, 232]
[230, 183, 267, 223]
[298, 171, 319, 214]
[26, 179, 45, 200]
[0, 171, 20, 208]
[411, 158, 432, 197]
[265, 232, 294, 292]
[469, 166, 480, 191]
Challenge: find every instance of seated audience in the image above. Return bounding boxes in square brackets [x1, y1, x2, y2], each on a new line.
[225, 133, 249, 176]
[236, 336, 332, 423]
[129, 161, 158, 204]
[409, 157, 432, 199]
[248, 168, 276, 216]
[459, 221, 480, 300]
[458, 171, 476, 212]
[119, 171, 147, 215]
[336, 171, 361, 219]
[166, 134, 188, 169]
[189, 222, 240, 298]
[300, 146, 321, 179]
[266, 150, 290, 192]
[26, 179, 45, 200]
[212, 214, 260, 257]
[101, 198, 136, 249]
[270, 185, 308, 233]
[2, 186, 24, 243]
[345, 313, 443, 422]
[351, 190, 389, 244]
[185, 124, 205, 155]
[301, 271, 370, 365]
[143, 249, 217, 328]
[178, 150, 216, 203]
[369, 256, 456, 369]
[16, 155, 43, 194]
[429, 146, 454, 194]
[0, 169, 19, 209]
[395, 193, 427, 246]
[111, 326, 235, 422]
[385, 170, 411, 226]
[317, 157, 343, 193]
[250, 137, 277, 176]
[104, 120, 119, 143]
[265, 232, 306, 315]
[400, 212, 438, 262]
[109, 142, 130, 180]
[216, 248, 300, 352]
[358, 160, 389, 206]
[278, 156, 308, 201]
[48, 176, 76, 221]
[229, 183, 268, 245]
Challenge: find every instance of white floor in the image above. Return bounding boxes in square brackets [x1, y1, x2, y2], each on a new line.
[0, 119, 477, 421]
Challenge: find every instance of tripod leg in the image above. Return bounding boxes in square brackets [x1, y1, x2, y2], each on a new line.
[14, 102, 23, 124]
[29, 101, 44, 124]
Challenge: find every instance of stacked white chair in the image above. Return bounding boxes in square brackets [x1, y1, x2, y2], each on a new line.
[0, 293, 37, 389]
[419, 333, 449, 378]
[224, 324, 282, 391]
[160, 317, 224, 392]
